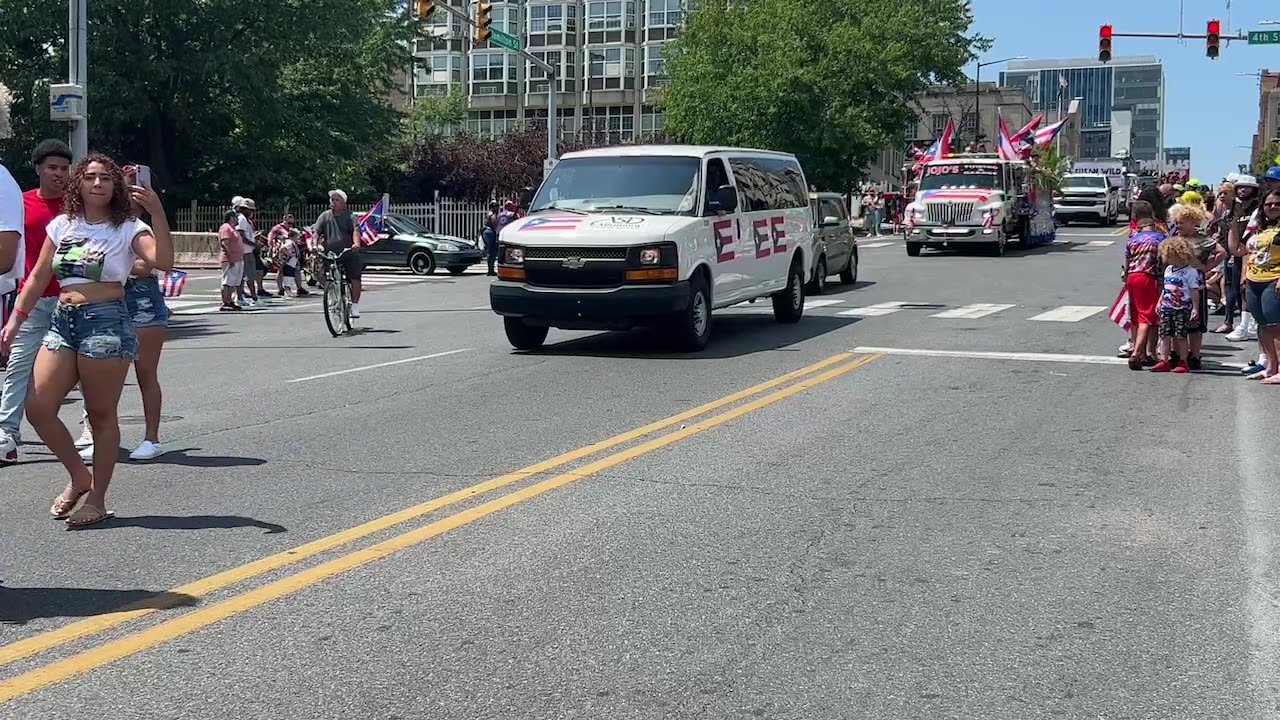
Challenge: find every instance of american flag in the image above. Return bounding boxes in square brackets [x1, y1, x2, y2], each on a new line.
[519, 216, 585, 232]
[161, 269, 188, 298]
[357, 197, 386, 246]
[1109, 288, 1131, 331]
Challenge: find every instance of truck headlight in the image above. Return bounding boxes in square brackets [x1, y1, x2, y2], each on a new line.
[639, 247, 661, 265]
[502, 246, 524, 265]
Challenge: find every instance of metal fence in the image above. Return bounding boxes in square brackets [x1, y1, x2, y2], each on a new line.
[173, 193, 492, 241]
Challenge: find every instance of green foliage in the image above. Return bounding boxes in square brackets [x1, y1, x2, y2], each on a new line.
[408, 87, 466, 140]
[1030, 143, 1067, 191]
[0, 0, 413, 205]
[1252, 140, 1280, 178]
[660, 0, 987, 191]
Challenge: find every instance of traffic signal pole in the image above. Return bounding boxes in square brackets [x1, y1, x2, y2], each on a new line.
[1098, 19, 1246, 61]
[425, 1, 559, 162]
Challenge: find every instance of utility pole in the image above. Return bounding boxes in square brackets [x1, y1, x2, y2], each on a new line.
[68, 0, 87, 159]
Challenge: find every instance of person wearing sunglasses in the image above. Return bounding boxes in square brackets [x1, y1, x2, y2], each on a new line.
[1230, 187, 1280, 382]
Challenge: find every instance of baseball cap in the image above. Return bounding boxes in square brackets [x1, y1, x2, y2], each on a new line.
[329, 189, 348, 202]
[1266, 166, 1280, 181]
[1237, 175, 1259, 188]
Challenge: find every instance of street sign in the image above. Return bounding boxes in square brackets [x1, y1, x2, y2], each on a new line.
[490, 28, 522, 52]
[1249, 30, 1280, 45]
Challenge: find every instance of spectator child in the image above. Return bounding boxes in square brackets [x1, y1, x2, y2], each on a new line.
[1151, 235, 1202, 374]
[1123, 200, 1164, 370]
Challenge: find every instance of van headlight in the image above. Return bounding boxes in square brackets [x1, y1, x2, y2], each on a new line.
[502, 246, 524, 265]
[639, 247, 662, 265]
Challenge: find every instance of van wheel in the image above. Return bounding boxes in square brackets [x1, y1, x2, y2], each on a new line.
[906, 243, 922, 257]
[772, 259, 805, 324]
[670, 273, 711, 351]
[806, 256, 827, 295]
[503, 318, 548, 350]
[839, 250, 858, 284]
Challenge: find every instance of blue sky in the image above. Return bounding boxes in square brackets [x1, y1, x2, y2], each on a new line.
[968, 0, 1278, 180]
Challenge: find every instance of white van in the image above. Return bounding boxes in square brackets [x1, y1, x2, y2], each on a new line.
[489, 145, 815, 351]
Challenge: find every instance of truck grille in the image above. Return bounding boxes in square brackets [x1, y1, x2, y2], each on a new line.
[522, 246, 628, 261]
[926, 203, 976, 225]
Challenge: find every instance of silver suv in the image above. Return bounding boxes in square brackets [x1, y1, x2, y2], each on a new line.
[807, 192, 859, 295]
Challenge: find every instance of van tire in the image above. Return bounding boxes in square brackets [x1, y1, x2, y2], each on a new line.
[670, 273, 712, 351]
[504, 318, 548, 351]
[839, 250, 858, 284]
[806, 256, 827, 295]
[906, 243, 922, 257]
[772, 259, 805, 324]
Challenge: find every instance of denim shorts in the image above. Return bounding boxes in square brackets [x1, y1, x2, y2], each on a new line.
[1247, 280, 1280, 327]
[45, 297, 138, 360]
[125, 276, 170, 328]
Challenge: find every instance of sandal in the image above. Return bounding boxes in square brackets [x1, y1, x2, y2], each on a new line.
[64, 504, 114, 529]
[1262, 375, 1280, 385]
[1212, 324, 1233, 334]
[50, 485, 88, 519]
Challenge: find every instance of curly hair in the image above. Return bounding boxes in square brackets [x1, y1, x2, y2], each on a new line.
[1159, 235, 1198, 267]
[1169, 202, 1209, 227]
[62, 153, 135, 226]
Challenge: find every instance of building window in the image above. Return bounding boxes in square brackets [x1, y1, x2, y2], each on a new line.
[420, 53, 462, 85]
[586, 0, 637, 31]
[466, 109, 518, 138]
[640, 106, 664, 134]
[529, 3, 577, 34]
[584, 105, 635, 141]
[643, 43, 667, 87]
[423, 7, 464, 37]
[646, 0, 681, 27]
[588, 46, 635, 79]
[960, 112, 977, 139]
[491, 4, 519, 35]
[930, 113, 950, 138]
[528, 49, 576, 93]
[471, 52, 517, 82]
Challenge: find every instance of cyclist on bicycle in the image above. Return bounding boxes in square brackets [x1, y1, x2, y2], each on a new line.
[311, 189, 364, 317]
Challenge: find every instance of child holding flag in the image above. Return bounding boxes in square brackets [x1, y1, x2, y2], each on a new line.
[1123, 200, 1164, 370]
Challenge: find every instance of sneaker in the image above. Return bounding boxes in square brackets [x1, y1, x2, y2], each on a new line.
[74, 425, 93, 449]
[1, 448, 15, 463]
[1248, 369, 1272, 380]
[1187, 356, 1202, 371]
[1119, 341, 1133, 355]
[129, 440, 164, 461]
[349, 303, 361, 319]
[1172, 361, 1190, 374]
[0, 430, 15, 456]
[219, 304, 238, 312]
[1243, 362, 1266, 375]
[78, 444, 94, 463]
[1150, 360, 1172, 373]
[1226, 328, 1256, 342]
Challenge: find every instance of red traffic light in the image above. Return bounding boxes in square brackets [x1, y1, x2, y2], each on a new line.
[1100, 24, 1113, 39]
[1207, 19, 1220, 35]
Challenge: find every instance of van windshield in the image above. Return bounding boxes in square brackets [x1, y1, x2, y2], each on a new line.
[1065, 176, 1107, 188]
[918, 163, 1003, 192]
[530, 156, 700, 215]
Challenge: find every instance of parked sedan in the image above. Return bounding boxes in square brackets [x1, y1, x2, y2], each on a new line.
[363, 213, 483, 275]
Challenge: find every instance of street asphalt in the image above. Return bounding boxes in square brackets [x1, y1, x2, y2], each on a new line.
[1, 225, 1274, 719]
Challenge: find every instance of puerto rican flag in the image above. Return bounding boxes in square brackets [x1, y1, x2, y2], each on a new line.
[161, 269, 188, 298]
[1033, 117, 1070, 149]
[997, 113, 1019, 162]
[913, 117, 956, 173]
[519, 216, 585, 232]
[1110, 288, 1131, 331]
[357, 196, 386, 246]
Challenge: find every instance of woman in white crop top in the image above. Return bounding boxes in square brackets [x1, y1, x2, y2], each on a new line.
[0, 153, 173, 528]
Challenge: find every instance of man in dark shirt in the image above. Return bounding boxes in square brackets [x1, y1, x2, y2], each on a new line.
[312, 189, 364, 317]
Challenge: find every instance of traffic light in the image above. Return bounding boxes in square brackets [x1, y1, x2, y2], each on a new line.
[1098, 24, 1112, 63]
[1207, 19, 1221, 58]
[475, 2, 492, 43]
[416, 0, 435, 20]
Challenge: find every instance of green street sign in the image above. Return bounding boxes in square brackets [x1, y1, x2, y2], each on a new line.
[1249, 30, 1280, 45]
[491, 28, 522, 52]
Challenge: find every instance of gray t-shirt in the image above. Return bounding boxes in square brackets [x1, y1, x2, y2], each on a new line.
[313, 209, 356, 252]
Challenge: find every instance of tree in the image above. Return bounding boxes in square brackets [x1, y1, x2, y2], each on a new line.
[408, 87, 466, 141]
[1252, 140, 1280, 177]
[0, 0, 412, 205]
[1030, 143, 1067, 191]
[660, 0, 987, 191]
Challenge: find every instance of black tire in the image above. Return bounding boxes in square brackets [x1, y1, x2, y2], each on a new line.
[409, 251, 436, 275]
[670, 272, 712, 352]
[772, 259, 805, 324]
[987, 233, 1007, 257]
[806, 256, 828, 295]
[504, 318, 549, 350]
[447, 266, 467, 276]
[906, 243, 923, 257]
[323, 279, 348, 337]
[839, 249, 858, 284]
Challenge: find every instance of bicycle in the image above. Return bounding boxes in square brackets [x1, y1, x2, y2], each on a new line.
[318, 247, 355, 337]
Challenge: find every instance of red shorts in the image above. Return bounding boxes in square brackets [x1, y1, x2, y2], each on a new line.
[1126, 273, 1160, 326]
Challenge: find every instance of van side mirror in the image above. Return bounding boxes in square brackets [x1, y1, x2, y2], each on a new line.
[821, 216, 840, 227]
[707, 184, 738, 214]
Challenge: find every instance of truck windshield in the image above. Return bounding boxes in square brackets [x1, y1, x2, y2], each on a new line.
[531, 156, 700, 215]
[1066, 176, 1107, 188]
[917, 163, 1003, 192]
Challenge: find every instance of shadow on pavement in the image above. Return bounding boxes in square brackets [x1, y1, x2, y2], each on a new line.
[0, 584, 199, 625]
[165, 345, 416, 351]
[75, 515, 287, 534]
[166, 319, 235, 342]
[531, 314, 861, 360]
[151, 448, 268, 468]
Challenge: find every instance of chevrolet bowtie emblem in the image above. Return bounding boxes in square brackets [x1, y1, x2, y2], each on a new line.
[562, 256, 585, 269]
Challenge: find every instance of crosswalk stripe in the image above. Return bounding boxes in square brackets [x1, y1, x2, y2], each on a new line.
[804, 299, 844, 310]
[930, 303, 1015, 319]
[1086, 240, 1115, 247]
[1027, 305, 1106, 322]
[860, 242, 894, 249]
[837, 301, 911, 317]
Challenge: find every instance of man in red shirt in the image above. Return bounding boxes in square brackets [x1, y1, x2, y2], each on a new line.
[0, 140, 71, 461]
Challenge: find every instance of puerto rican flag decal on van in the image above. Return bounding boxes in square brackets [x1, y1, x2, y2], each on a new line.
[520, 216, 585, 232]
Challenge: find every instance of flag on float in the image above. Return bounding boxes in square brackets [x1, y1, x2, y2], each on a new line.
[996, 113, 1019, 161]
[1011, 113, 1044, 144]
[937, 117, 955, 159]
[1033, 117, 1070, 148]
[357, 195, 387, 246]
[1109, 287, 1130, 331]
[161, 269, 188, 298]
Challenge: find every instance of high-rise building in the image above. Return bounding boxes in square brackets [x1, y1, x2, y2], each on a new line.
[409, 0, 677, 143]
[1252, 69, 1280, 162]
[1000, 56, 1164, 167]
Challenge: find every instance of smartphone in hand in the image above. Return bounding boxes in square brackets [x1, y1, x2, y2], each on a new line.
[135, 164, 152, 188]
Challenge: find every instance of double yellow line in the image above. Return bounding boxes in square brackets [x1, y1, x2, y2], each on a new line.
[0, 351, 880, 703]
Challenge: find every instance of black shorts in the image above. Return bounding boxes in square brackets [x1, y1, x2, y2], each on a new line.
[324, 252, 363, 282]
[1159, 308, 1191, 338]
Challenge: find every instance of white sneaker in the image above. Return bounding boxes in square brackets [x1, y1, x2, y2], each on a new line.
[1227, 327, 1256, 342]
[0, 430, 15, 455]
[78, 444, 94, 463]
[129, 440, 164, 461]
[1119, 341, 1133, 354]
[349, 303, 361, 319]
[74, 425, 93, 449]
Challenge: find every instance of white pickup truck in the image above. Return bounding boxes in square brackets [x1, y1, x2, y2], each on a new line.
[1054, 173, 1121, 226]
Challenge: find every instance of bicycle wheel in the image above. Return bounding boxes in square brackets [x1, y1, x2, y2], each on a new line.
[339, 274, 352, 333]
[323, 268, 346, 337]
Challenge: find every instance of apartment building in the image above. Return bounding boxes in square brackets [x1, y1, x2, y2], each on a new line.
[411, 0, 678, 142]
[1252, 69, 1280, 161]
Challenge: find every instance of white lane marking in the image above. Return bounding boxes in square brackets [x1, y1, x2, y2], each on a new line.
[930, 303, 1015, 319]
[837, 302, 911, 317]
[804, 299, 845, 310]
[852, 346, 1127, 365]
[1028, 305, 1106, 322]
[1086, 240, 1115, 247]
[287, 349, 471, 383]
[860, 242, 895, 249]
[1238, 385, 1280, 701]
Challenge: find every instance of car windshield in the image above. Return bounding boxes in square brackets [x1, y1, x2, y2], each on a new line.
[1066, 176, 1107, 188]
[917, 163, 1003, 192]
[531, 156, 700, 215]
[389, 215, 430, 235]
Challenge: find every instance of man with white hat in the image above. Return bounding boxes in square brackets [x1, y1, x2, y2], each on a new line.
[311, 189, 364, 318]
[234, 197, 260, 305]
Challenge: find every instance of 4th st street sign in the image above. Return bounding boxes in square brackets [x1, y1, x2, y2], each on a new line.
[1248, 30, 1280, 45]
